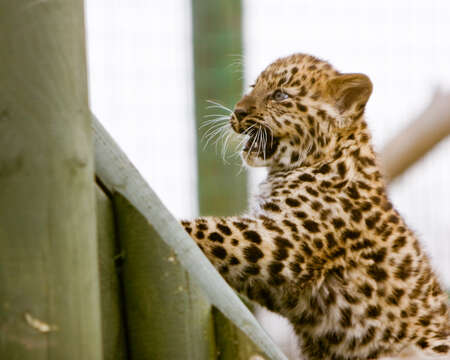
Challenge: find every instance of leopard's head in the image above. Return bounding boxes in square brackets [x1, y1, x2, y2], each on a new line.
[231, 53, 372, 169]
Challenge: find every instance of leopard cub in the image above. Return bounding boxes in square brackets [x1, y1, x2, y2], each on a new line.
[182, 53, 449, 359]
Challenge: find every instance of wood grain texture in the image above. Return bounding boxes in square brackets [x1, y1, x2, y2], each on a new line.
[113, 193, 215, 359]
[92, 115, 288, 360]
[0, 1, 102, 358]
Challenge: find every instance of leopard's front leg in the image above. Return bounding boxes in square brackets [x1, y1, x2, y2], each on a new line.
[181, 215, 323, 313]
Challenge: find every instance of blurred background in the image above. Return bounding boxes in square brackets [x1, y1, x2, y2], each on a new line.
[85, 0, 450, 355]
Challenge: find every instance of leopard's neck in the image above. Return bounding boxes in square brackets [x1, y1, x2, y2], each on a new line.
[262, 121, 382, 196]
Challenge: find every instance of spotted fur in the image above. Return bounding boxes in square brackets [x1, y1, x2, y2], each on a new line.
[182, 53, 449, 359]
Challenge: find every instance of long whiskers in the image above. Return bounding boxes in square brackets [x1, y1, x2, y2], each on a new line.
[202, 122, 229, 150]
[206, 100, 233, 114]
[201, 98, 275, 170]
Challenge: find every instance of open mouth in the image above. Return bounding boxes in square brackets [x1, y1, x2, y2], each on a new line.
[243, 130, 280, 158]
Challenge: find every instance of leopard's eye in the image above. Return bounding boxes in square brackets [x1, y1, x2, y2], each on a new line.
[272, 89, 289, 102]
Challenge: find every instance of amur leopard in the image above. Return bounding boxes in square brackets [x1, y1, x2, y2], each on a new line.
[182, 53, 449, 359]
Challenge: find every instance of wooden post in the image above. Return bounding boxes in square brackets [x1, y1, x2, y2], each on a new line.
[0, 1, 102, 359]
[380, 90, 450, 182]
[95, 187, 127, 360]
[192, 0, 248, 216]
[112, 193, 215, 359]
[192, 1, 264, 358]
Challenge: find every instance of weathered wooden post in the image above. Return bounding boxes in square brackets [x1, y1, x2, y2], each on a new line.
[192, 0, 264, 358]
[112, 193, 215, 359]
[0, 1, 103, 359]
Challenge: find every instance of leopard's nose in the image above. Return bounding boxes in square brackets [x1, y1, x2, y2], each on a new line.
[234, 109, 248, 122]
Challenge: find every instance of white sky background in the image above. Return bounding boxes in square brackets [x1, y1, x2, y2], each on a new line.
[85, 1, 449, 286]
[85, 0, 197, 219]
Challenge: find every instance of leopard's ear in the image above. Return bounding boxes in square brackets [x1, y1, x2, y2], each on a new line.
[327, 73, 372, 122]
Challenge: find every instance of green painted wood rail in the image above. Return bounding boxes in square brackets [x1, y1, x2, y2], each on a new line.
[93, 115, 288, 360]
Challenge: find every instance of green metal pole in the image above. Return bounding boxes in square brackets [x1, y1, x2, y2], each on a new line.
[0, 1, 103, 359]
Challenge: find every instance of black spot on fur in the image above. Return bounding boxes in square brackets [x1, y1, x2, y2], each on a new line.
[351, 238, 374, 251]
[283, 219, 298, 233]
[299, 173, 315, 182]
[258, 288, 276, 311]
[337, 162, 347, 178]
[243, 244, 264, 263]
[275, 236, 294, 248]
[294, 211, 308, 219]
[325, 233, 337, 248]
[332, 218, 345, 229]
[382, 328, 392, 342]
[417, 338, 429, 349]
[286, 198, 300, 207]
[273, 248, 288, 261]
[208, 232, 224, 243]
[386, 288, 405, 305]
[303, 220, 320, 233]
[289, 262, 302, 274]
[397, 322, 407, 340]
[359, 283, 373, 298]
[346, 184, 360, 199]
[395, 254, 413, 280]
[392, 236, 407, 252]
[313, 238, 323, 249]
[291, 151, 300, 163]
[366, 305, 381, 318]
[211, 245, 227, 259]
[351, 209, 362, 222]
[306, 186, 319, 197]
[217, 223, 232, 235]
[367, 264, 388, 282]
[325, 332, 345, 345]
[340, 307, 352, 327]
[361, 247, 387, 263]
[341, 229, 360, 241]
[296, 103, 307, 112]
[432, 345, 449, 353]
[361, 326, 376, 345]
[243, 230, 262, 244]
[269, 261, 284, 275]
[233, 221, 248, 230]
[244, 264, 260, 275]
[229, 256, 240, 265]
[315, 163, 331, 174]
[301, 243, 313, 256]
[263, 202, 281, 212]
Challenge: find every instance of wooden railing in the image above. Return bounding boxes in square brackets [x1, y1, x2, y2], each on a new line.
[93, 116, 288, 360]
